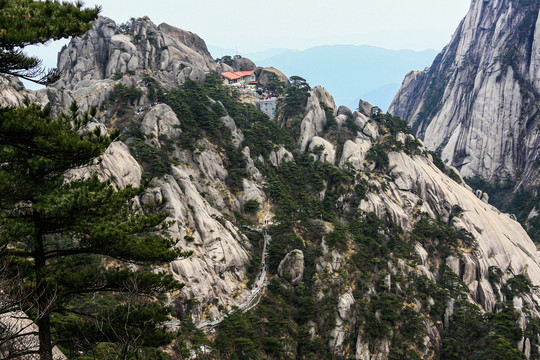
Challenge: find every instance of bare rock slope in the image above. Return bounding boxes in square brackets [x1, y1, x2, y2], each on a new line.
[3, 14, 540, 359]
[389, 0, 540, 189]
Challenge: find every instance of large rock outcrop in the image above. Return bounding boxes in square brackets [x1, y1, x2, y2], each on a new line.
[1, 17, 259, 325]
[0, 76, 47, 107]
[326, 108, 540, 309]
[56, 17, 215, 86]
[256, 67, 290, 87]
[278, 250, 304, 285]
[389, 0, 540, 189]
[298, 86, 337, 151]
[45, 17, 218, 114]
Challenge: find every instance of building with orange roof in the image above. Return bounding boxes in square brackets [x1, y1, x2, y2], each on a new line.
[220, 70, 257, 86]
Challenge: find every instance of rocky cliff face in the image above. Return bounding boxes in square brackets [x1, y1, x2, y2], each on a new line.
[389, 0, 540, 190]
[46, 16, 216, 115]
[56, 16, 215, 85]
[30, 17, 254, 324]
[4, 14, 540, 359]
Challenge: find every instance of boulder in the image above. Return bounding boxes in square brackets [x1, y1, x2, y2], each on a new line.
[337, 105, 353, 118]
[256, 67, 290, 87]
[357, 99, 374, 117]
[230, 57, 256, 71]
[278, 250, 304, 285]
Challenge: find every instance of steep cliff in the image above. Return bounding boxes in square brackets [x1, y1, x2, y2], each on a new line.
[56, 16, 215, 85]
[4, 15, 540, 359]
[38, 17, 255, 324]
[389, 0, 540, 191]
[46, 16, 216, 115]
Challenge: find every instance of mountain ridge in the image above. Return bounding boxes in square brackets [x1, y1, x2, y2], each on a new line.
[3, 14, 540, 359]
[389, 0, 540, 191]
[210, 44, 437, 111]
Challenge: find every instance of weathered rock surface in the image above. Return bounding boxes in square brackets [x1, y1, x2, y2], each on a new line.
[6, 12, 540, 359]
[0, 76, 33, 106]
[277, 250, 304, 285]
[25, 15, 258, 320]
[357, 99, 374, 117]
[155, 167, 252, 321]
[92, 141, 143, 188]
[269, 145, 294, 167]
[140, 104, 182, 142]
[329, 289, 355, 354]
[62, 137, 254, 323]
[56, 17, 215, 86]
[256, 67, 290, 87]
[44, 16, 216, 114]
[339, 138, 372, 170]
[337, 105, 353, 118]
[0, 75, 48, 107]
[0, 311, 67, 360]
[230, 57, 256, 71]
[239, 178, 265, 207]
[355, 149, 540, 307]
[64, 140, 142, 189]
[309, 136, 336, 164]
[299, 86, 337, 151]
[220, 115, 245, 149]
[389, 0, 540, 189]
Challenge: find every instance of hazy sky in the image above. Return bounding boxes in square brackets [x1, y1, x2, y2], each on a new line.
[81, 0, 472, 52]
[25, 0, 471, 88]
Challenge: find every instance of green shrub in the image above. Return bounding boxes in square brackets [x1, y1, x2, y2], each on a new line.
[112, 72, 123, 80]
[366, 144, 389, 171]
[244, 200, 260, 213]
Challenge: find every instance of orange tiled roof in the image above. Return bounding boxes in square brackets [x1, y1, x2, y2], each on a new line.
[236, 70, 254, 77]
[221, 71, 241, 80]
[221, 70, 254, 80]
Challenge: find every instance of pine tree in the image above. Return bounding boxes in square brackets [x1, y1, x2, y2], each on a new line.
[0, 0, 100, 84]
[0, 2, 187, 359]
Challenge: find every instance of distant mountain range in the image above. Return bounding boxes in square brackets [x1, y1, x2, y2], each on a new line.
[208, 45, 437, 111]
[207, 46, 291, 63]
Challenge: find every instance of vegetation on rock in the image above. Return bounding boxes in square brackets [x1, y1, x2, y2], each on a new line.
[0, 3, 187, 359]
[1, 4, 539, 359]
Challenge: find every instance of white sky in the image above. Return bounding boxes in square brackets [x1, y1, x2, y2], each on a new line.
[24, 0, 471, 89]
[81, 0, 471, 52]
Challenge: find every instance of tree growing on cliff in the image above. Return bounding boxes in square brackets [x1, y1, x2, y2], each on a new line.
[0, 0, 100, 84]
[265, 73, 286, 96]
[0, 1, 186, 359]
[282, 75, 310, 118]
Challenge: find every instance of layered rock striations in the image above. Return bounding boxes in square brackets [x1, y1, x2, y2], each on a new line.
[389, 0, 540, 189]
[47, 16, 216, 114]
[56, 16, 215, 84]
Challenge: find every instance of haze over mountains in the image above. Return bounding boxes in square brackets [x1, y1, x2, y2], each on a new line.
[209, 45, 437, 111]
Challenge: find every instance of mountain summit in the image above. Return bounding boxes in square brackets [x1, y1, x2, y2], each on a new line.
[389, 0, 540, 190]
